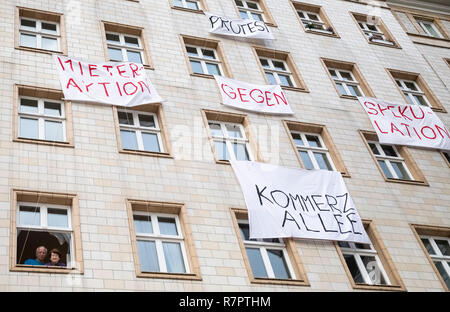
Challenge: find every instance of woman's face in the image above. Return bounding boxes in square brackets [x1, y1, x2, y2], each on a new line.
[50, 252, 60, 264]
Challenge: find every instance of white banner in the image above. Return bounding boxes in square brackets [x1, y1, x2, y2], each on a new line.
[214, 76, 294, 115]
[359, 97, 450, 151]
[205, 12, 274, 40]
[54, 55, 163, 106]
[230, 161, 370, 244]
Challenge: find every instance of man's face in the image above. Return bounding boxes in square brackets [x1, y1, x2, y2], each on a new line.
[36, 247, 47, 262]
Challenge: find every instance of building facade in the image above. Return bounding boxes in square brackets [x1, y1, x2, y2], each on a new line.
[0, 0, 449, 292]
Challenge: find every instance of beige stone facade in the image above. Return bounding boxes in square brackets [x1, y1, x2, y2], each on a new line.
[0, 0, 449, 292]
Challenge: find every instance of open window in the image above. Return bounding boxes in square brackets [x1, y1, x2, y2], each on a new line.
[351, 12, 401, 48]
[290, 1, 339, 37]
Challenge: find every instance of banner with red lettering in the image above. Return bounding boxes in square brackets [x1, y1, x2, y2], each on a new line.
[359, 97, 450, 151]
[230, 161, 370, 244]
[53, 55, 163, 106]
[205, 12, 274, 40]
[214, 76, 294, 115]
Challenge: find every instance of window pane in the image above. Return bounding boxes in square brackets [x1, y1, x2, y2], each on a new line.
[434, 261, 450, 289]
[336, 83, 347, 96]
[413, 95, 428, 107]
[158, 217, 178, 236]
[120, 130, 138, 150]
[328, 69, 338, 79]
[246, 248, 268, 278]
[141, 132, 160, 152]
[272, 61, 286, 71]
[118, 112, 134, 125]
[291, 133, 304, 146]
[47, 208, 68, 228]
[307, 13, 319, 21]
[41, 22, 57, 33]
[421, 238, 436, 255]
[108, 48, 123, 61]
[19, 206, 40, 226]
[404, 82, 418, 91]
[138, 114, 155, 128]
[133, 215, 153, 234]
[235, 0, 244, 7]
[190, 60, 203, 74]
[201, 49, 216, 60]
[267, 249, 291, 279]
[20, 99, 38, 114]
[369, 143, 379, 155]
[251, 13, 262, 21]
[265, 72, 277, 85]
[127, 50, 143, 64]
[163, 242, 186, 273]
[278, 74, 293, 87]
[124, 36, 139, 47]
[313, 153, 333, 170]
[215, 141, 229, 161]
[41, 37, 58, 51]
[404, 93, 415, 105]
[348, 85, 362, 97]
[233, 143, 249, 161]
[361, 255, 388, 285]
[340, 72, 353, 81]
[106, 33, 120, 44]
[173, 0, 183, 7]
[137, 240, 159, 272]
[44, 102, 62, 117]
[226, 124, 243, 138]
[206, 63, 221, 76]
[44, 120, 64, 142]
[423, 23, 440, 37]
[378, 160, 393, 179]
[21, 19, 36, 30]
[20, 33, 37, 48]
[380, 144, 397, 157]
[209, 123, 223, 137]
[300, 151, 315, 170]
[186, 1, 199, 10]
[344, 255, 365, 284]
[306, 135, 321, 147]
[435, 240, 450, 256]
[391, 162, 410, 180]
[239, 10, 248, 19]
[338, 241, 351, 248]
[247, 2, 259, 10]
[260, 58, 270, 68]
[239, 223, 251, 241]
[19, 117, 39, 139]
[186, 46, 198, 57]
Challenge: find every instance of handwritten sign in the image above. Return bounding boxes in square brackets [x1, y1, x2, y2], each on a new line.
[230, 161, 370, 244]
[54, 55, 163, 106]
[205, 12, 274, 40]
[359, 97, 450, 151]
[214, 76, 294, 115]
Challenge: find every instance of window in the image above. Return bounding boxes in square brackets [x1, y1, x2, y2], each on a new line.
[172, 0, 206, 12]
[284, 121, 350, 176]
[442, 151, 450, 167]
[415, 18, 444, 38]
[202, 109, 259, 163]
[113, 105, 171, 157]
[14, 85, 74, 147]
[360, 130, 428, 185]
[127, 200, 201, 280]
[412, 225, 450, 291]
[230, 209, 309, 286]
[16, 7, 66, 54]
[291, 1, 338, 37]
[322, 58, 375, 99]
[101, 21, 153, 68]
[336, 221, 405, 291]
[254, 47, 308, 92]
[351, 13, 400, 48]
[233, 0, 276, 26]
[387, 69, 446, 112]
[10, 190, 83, 273]
[181, 35, 232, 78]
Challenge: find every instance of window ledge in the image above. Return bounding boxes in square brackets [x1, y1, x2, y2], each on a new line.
[353, 283, 406, 292]
[368, 41, 401, 49]
[11, 265, 81, 274]
[431, 107, 447, 114]
[16, 46, 65, 55]
[407, 32, 450, 42]
[339, 94, 359, 100]
[119, 149, 173, 158]
[13, 138, 74, 148]
[385, 178, 429, 186]
[190, 73, 217, 79]
[137, 272, 202, 281]
[281, 86, 309, 93]
[171, 6, 204, 14]
[252, 277, 309, 287]
[305, 29, 340, 38]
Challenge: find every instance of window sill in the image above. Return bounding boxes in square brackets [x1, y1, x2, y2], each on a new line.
[338, 94, 360, 100]
[171, 6, 204, 14]
[385, 177, 429, 186]
[431, 106, 447, 114]
[304, 29, 340, 38]
[11, 265, 81, 274]
[15, 46, 65, 55]
[367, 41, 401, 49]
[252, 277, 309, 287]
[13, 138, 74, 148]
[190, 73, 217, 79]
[281, 86, 309, 93]
[352, 283, 406, 292]
[137, 271, 202, 281]
[407, 32, 450, 48]
[119, 149, 173, 158]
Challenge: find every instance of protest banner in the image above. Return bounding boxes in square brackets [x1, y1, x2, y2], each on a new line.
[53, 55, 163, 106]
[230, 161, 371, 244]
[205, 12, 274, 40]
[358, 97, 450, 151]
[214, 76, 294, 115]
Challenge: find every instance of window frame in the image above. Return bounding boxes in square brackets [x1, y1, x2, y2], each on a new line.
[233, 0, 276, 27]
[290, 1, 339, 38]
[185, 45, 224, 77]
[19, 17, 61, 51]
[105, 31, 146, 64]
[170, 0, 206, 13]
[415, 18, 444, 39]
[258, 57, 296, 88]
[327, 68, 365, 97]
[395, 78, 432, 107]
[350, 12, 401, 48]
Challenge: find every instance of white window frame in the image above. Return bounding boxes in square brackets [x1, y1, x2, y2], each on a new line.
[395, 79, 431, 107]
[235, 0, 265, 22]
[259, 57, 296, 88]
[420, 235, 450, 287]
[173, 0, 201, 10]
[297, 10, 332, 34]
[328, 68, 364, 97]
[238, 220, 296, 279]
[339, 241, 391, 286]
[106, 31, 145, 64]
[291, 131, 337, 171]
[208, 120, 253, 161]
[19, 17, 61, 51]
[17, 202, 74, 268]
[133, 211, 190, 274]
[18, 96, 66, 142]
[368, 141, 413, 180]
[186, 45, 223, 76]
[358, 21, 394, 45]
[118, 109, 164, 153]
[416, 19, 444, 38]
